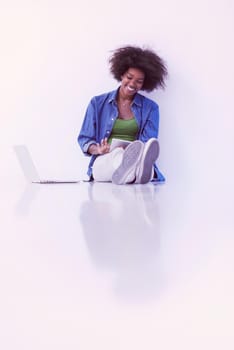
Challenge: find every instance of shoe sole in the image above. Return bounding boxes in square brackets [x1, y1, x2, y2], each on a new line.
[137, 139, 160, 184]
[112, 141, 144, 185]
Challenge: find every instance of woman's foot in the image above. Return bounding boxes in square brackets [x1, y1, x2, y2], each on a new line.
[135, 138, 160, 184]
[112, 141, 144, 185]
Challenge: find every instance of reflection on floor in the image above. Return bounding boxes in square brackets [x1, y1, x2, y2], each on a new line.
[80, 183, 161, 301]
[1, 180, 234, 350]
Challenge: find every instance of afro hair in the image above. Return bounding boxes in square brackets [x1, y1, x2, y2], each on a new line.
[109, 45, 168, 92]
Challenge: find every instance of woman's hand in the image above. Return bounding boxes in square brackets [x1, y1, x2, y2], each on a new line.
[88, 138, 110, 155]
[96, 138, 110, 154]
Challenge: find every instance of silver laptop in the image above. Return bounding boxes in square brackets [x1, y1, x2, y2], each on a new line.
[14, 145, 80, 184]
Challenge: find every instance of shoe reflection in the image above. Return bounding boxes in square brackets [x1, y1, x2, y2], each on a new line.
[79, 182, 164, 302]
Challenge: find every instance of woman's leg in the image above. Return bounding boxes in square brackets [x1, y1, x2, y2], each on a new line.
[112, 141, 144, 185]
[93, 139, 158, 184]
[92, 147, 124, 182]
[135, 138, 160, 184]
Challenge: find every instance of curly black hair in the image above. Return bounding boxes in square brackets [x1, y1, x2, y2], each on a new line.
[109, 45, 168, 92]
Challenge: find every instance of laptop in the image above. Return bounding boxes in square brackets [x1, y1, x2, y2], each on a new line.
[14, 145, 80, 184]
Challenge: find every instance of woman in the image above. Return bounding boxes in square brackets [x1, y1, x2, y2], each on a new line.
[78, 45, 167, 185]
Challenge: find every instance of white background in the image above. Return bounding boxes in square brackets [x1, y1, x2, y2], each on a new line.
[1, 1, 234, 349]
[1, 0, 233, 185]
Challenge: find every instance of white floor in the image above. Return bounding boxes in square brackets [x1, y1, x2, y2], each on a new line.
[1, 178, 234, 350]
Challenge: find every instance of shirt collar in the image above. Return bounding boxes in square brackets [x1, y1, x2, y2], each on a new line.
[108, 87, 143, 107]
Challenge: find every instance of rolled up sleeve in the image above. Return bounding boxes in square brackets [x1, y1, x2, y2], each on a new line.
[78, 98, 97, 156]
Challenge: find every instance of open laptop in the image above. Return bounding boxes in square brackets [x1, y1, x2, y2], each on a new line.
[14, 145, 80, 184]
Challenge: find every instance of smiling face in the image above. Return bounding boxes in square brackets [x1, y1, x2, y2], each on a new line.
[119, 67, 145, 99]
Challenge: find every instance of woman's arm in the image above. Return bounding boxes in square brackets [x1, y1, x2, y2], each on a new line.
[78, 98, 98, 155]
[139, 101, 159, 142]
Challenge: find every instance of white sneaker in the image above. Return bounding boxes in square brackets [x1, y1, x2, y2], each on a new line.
[135, 138, 160, 184]
[112, 140, 144, 185]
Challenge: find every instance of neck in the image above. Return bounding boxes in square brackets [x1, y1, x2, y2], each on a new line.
[118, 91, 134, 105]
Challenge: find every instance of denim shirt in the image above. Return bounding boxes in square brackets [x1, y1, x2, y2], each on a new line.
[78, 88, 165, 182]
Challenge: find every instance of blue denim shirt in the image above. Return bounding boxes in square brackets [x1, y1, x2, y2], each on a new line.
[78, 88, 165, 182]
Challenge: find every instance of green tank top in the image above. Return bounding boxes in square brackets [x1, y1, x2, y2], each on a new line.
[108, 117, 138, 144]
